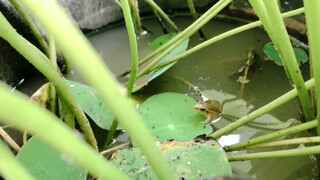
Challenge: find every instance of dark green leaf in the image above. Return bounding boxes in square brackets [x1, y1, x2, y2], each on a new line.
[16, 136, 87, 180]
[110, 140, 232, 179]
[263, 42, 309, 66]
[139, 92, 212, 142]
[65, 80, 119, 130]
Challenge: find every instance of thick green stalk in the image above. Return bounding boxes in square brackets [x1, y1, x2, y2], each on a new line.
[303, 0, 320, 134]
[210, 78, 315, 139]
[18, 1, 176, 179]
[8, 0, 48, 54]
[228, 145, 320, 161]
[49, 34, 57, 114]
[138, 0, 231, 67]
[0, 140, 35, 180]
[144, 0, 179, 32]
[224, 119, 317, 151]
[0, 84, 130, 180]
[250, 0, 315, 121]
[128, 0, 143, 34]
[0, 13, 97, 150]
[187, 0, 205, 39]
[121, 0, 138, 95]
[147, 8, 304, 73]
[247, 136, 320, 149]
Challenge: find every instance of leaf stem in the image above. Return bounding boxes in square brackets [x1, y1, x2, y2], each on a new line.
[0, 12, 97, 150]
[144, 8, 304, 74]
[210, 78, 314, 139]
[144, 0, 179, 32]
[0, 126, 21, 152]
[224, 119, 317, 151]
[246, 136, 320, 149]
[17, 1, 177, 179]
[228, 145, 320, 161]
[249, 0, 315, 121]
[303, 0, 320, 134]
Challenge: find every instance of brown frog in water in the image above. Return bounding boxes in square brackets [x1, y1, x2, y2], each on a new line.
[193, 100, 223, 124]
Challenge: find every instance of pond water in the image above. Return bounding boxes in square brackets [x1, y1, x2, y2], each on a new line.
[19, 16, 317, 179]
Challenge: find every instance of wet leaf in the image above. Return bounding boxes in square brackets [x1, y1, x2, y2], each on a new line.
[149, 33, 176, 50]
[16, 136, 87, 180]
[139, 92, 212, 142]
[263, 42, 308, 66]
[110, 140, 232, 180]
[64, 80, 118, 130]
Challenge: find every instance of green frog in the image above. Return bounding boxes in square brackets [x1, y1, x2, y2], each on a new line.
[193, 100, 223, 124]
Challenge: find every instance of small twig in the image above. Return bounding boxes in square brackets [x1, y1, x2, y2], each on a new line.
[100, 141, 131, 155]
[0, 126, 21, 152]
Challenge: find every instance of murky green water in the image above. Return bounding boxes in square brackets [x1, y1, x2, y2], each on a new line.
[20, 16, 318, 179]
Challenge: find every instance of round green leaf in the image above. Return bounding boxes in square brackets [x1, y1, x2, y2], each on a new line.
[139, 92, 213, 142]
[65, 80, 118, 130]
[263, 42, 309, 66]
[110, 140, 232, 179]
[16, 136, 87, 180]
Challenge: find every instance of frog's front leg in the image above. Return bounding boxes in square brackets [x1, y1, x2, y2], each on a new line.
[202, 115, 212, 125]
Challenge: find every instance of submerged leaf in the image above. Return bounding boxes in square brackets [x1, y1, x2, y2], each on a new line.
[17, 136, 87, 180]
[64, 80, 118, 130]
[139, 92, 212, 142]
[110, 140, 232, 180]
[263, 42, 308, 66]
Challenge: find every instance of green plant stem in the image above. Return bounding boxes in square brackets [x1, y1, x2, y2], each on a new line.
[103, 120, 119, 149]
[8, 0, 48, 54]
[228, 145, 320, 161]
[0, 84, 130, 180]
[246, 136, 320, 149]
[18, 1, 177, 179]
[104, 0, 139, 147]
[0, 140, 35, 180]
[250, 0, 315, 121]
[58, 96, 75, 129]
[137, 0, 231, 67]
[303, 0, 320, 134]
[113, 0, 121, 7]
[143, 7, 305, 75]
[121, 0, 138, 95]
[210, 78, 315, 139]
[128, 0, 143, 34]
[224, 119, 317, 151]
[187, 0, 205, 39]
[49, 34, 57, 114]
[151, 6, 168, 34]
[0, 12, 97, 150]
[135, 37, 186, 79]
[144, 0, 179, 32]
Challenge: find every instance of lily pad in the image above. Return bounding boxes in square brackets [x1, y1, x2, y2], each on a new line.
[263, 42, 308, 66]
[139, 92, 212, 142]
[64, 80, 118, 130]
[110, 140, 232, 180]
[16, 136, 87, 180]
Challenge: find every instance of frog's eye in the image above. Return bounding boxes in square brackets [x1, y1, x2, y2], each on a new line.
[199, 108, 206, 111]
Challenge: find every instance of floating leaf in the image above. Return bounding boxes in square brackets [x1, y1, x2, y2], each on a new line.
[263, 42, 308, 66]
[64, 80, 118, 130]
[149, 33, 176, 50]
[110, 140, 232, 179]
[16, 136, 87, 180]
[139, 92, 212, 142]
